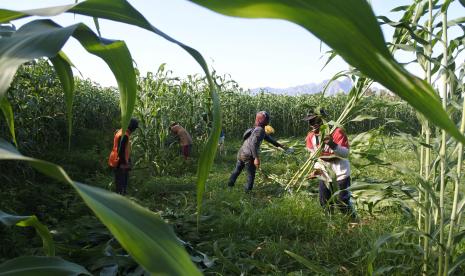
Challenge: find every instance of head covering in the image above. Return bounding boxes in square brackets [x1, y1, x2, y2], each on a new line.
[128, 118, 139, 131]
[302, 113, 318, 122]
[302, 108, 328, 121]
[255, 111, 270, 127]
[169, 122, 180, 135]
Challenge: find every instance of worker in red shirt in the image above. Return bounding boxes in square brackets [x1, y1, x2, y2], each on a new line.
[169, 122, 193, 160]
[304, 110, 355, 217]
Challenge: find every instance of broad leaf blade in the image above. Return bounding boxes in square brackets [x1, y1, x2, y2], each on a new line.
[0, 18, 136, 136]
[0, 24, 15, 37]
[0, 4, 77, 23]
[73, 182, 201, 275]
[0, 20, 73, 100]
[70, 22, 136, 134]
[0, 140, 201, 275]
[0, 97, 16, 146]
[368, 231, 405, 263]
[449, 252, 465, 275]
[189, 0, 465, 144]
[50, 51, 74, 149]
[0, 211, 55, 256]
[284, 250, 330, 274]
[0, 256, 90, 276]
[93, 17, 101, 37]
[196, 85, 221, 224]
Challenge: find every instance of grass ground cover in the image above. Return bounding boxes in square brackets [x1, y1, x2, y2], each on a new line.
[1, 134, 419, 275]
[122, 136, 421, 275]
[2, 120, 463, 274]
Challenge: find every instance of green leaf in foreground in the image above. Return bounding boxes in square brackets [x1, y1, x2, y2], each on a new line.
[0, 140, 201, 275]
[0, 211, 55, 256]
[0, 256, 90, 276]
[50, 51, 75, 149]
[189, 0, 465, 144]
[0, 16, 136, 137]
[0, 97, 16, 146]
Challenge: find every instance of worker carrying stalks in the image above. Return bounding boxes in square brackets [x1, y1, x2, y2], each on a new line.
[108, 118, 139, 195]
[227, 111, 287, 192]
[304, 109, 356, 218]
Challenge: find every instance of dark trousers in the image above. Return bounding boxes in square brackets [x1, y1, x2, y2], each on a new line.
[228, 159, 256, 191]
[319, 177, 354, 216]
[181, 144, 192, 159]
[114, 168, 129, 195]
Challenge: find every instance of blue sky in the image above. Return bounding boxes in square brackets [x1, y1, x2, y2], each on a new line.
[2, 0, 464, 89]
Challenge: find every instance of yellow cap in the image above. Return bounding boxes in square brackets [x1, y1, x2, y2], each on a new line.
[265, 125, 275, 135]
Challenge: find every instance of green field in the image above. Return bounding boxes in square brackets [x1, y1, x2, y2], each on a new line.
[2, 1, 465, 275]
[2, 61, 460, 274]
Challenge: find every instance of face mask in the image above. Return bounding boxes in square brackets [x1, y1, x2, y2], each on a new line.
[309, 118, 322, 130]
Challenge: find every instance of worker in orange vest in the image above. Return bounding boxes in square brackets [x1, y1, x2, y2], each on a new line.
[108, 118, 139, 195]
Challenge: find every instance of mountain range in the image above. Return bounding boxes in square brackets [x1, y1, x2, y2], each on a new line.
[250, 77, 353, 96]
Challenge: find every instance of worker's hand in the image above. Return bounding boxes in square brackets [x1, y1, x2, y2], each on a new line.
[307, 169, 323, 179]
[254, 158, 260, 169]
[285, 147, 295, 154]
[323, 135, 337, 149]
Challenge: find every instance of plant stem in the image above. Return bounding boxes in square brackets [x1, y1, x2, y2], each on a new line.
[422, 1, 433, 274]
[438, 4, 448, 275]
[445, 83, 463, 276]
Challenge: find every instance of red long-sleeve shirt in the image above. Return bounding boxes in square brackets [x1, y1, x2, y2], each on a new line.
[305, 127, 350, 181]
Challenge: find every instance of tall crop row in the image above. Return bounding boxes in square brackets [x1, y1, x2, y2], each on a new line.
[1, 60, 119, 156]
[135, 65, 419, 145]
[1, 60, 419, 177]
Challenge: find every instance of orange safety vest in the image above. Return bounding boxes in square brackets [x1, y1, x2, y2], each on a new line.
[108, 129, 131, 168]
